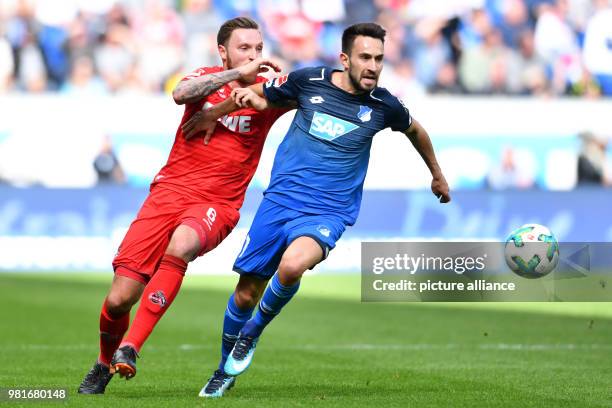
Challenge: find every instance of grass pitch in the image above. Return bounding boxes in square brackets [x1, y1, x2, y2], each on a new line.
[1, 272, 612, 407]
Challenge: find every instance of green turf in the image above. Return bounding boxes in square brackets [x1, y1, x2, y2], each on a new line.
[1, 272, 612, 407]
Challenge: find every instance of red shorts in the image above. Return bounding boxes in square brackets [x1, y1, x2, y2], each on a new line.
[112, 186, 239, 284]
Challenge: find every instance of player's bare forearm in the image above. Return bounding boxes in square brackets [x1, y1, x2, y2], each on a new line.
[172, 69, 241, 105]
[207, 95, 240, 118]
[233, 84, 271, 111]
[404, 119, 451, 203]
[181, 97, 240, 142]
[247, 82, 265, 97]
[405, 119, 442, 177]
[173, 58, 283, 105]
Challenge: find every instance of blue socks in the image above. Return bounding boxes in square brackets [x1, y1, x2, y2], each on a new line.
[219, 293, 254, 371]
[241, 273, 300, 339]
[218, 274, 300, 371]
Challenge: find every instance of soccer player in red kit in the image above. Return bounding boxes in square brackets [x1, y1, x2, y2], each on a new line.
[78, 17, 289, 394]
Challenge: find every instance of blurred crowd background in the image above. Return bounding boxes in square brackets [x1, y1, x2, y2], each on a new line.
[0, 0, 611, 269]
[1, 0, 612, 98]
[0, 0, 610, 191]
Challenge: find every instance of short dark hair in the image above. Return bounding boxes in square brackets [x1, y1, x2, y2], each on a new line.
[342, 23, 386, 54]
[217, 17, 259, 46]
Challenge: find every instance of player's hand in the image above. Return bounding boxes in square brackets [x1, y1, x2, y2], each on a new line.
[181, 109, 218, 145]
[431, 174, 451, 203]
[237, 58, 281, 83]
[231, 88, 268, 111]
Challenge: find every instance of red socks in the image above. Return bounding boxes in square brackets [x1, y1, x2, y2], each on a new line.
[120, 255, 187, 353]
[97, 254, 187, 363]
[98, 301, 130, 366]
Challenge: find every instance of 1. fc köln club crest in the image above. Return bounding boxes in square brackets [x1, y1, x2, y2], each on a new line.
[149, 290, 167, 307]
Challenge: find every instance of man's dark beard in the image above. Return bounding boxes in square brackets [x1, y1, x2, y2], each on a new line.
[348, 68, 374, 93]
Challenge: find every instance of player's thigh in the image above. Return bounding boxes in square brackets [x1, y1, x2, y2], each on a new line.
[277, 236, 325, 284]
[234, 199, 298, 279]
[180, 203, 240, 257]
[113, 189, 181, 282]
[165, 224, 201, 262]
[284, 215, 346, 271]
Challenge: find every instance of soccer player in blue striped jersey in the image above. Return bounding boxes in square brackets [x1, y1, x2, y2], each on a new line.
[194, 22, 451, 397]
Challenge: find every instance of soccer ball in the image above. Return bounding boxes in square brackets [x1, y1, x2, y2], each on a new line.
[504, 224, 559, 279]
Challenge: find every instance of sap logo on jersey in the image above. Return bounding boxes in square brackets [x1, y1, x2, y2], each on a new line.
[309, 112, 359, 141]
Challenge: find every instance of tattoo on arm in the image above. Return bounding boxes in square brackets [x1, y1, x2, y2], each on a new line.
[173, 69, 241, 105]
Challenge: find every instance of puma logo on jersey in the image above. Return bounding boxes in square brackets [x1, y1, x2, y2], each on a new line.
[309, 112, 359, 141]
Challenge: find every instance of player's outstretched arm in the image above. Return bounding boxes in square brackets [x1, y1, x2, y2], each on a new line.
[404, 119, 451, 203]
[172, 58, 281, 105]
[231, 84, 269, 111]
[232, 83, 298, 110]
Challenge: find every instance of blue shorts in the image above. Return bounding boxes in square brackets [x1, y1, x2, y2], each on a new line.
[233, 198, 346, 279]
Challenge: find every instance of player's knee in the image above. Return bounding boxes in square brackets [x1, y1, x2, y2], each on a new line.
[278, 255, 307, 283]
[166, 227, 200, 262]
[234, 288, 261, 309]
[105, 292, 135, 316]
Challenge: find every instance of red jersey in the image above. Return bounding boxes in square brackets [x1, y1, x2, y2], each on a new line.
[152, 66, 288, 210]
